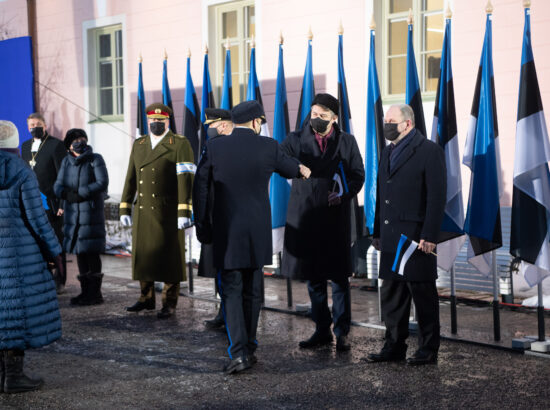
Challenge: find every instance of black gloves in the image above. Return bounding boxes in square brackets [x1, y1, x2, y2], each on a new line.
[65, 190, 85, 203]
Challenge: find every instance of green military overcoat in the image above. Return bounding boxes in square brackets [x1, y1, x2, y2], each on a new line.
[120, 131, 195, 283]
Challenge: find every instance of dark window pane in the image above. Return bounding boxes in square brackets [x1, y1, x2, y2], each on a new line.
[222, 11, 237, 38]
[116, 59, 123, 86]
[117, 87, 124, 115]
[115, 30, 123, 57]
[391, 0, 412, 13]
[99, 62, 112, 87]
[423, 53, 441, 92]
[99, 33, 111, 58]
[100, 89, 113, 115]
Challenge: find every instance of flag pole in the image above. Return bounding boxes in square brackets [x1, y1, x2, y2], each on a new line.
[491, 250, 500, 341]
[537, 282, 545, 341]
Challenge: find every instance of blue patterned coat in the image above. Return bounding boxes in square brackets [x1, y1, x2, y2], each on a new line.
[0, 151, 62, 350]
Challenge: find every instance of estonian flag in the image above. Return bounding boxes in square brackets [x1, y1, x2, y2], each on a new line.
[270, 41, 291, 255]
[182, 54, 201, 164]
[220, 46, 233, 110]
[200, 48, 216, 153]
[162, 57, 177, 133]
[406, 17, 427, 138]
[136, 59, 147, 138]
[295, 38, 315, 131]
[392, 234, 419, 276]
[430, 13, 465, 271]
[337, 32, 352, 134]
[246, 44, 270, 137]
[364, 22, 385, 236]
[332, 161, 349, 197]
[510, 6, 550, 287]
[463, 12, 502, 275]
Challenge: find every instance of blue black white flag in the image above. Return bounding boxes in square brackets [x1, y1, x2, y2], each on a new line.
[392, 234, 419, 276]
[220, 46, 233, 110]
[183, 55, 201, 164]
[337, 33, 352, 134]
[510, 6, 550, 287]
[332, 161, 349, 198]
[246, 45, 270, 137]
[162, 57, 177, 133]
[200, 49, 216, 153]
[430, 14, 465, 271]
[136, 59, 147, 138]
[463, 12, 502, 275]
[406, 19, 426, 137]
[295, 38, 315, 131]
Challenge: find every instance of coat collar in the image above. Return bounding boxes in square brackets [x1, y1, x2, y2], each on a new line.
[386, 129, 426, 177]
[138, 131, 176, 167]
[300, 122, 344, 161]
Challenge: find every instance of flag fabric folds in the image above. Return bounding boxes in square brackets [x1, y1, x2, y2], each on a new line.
[269, 43, 291, 254]
[162, 58, 177, 133]
[337, 34, 352, 134]
[430, 16, 465, 271]
[200, 51, 216, 153]
[364, 27, 385, 236]
[332, 161, 349, 197]
[510, 7, 550, 287]
[220, 47, 233, 110]
[392, 234, 419, 276]
[463, 13, 502, 275]
[182, 56, 201, 164]
[136, 60, 147, 138]
[246, 45, 270, 137]
[295, 39, 315, 131]
[406, 21, 427, 138]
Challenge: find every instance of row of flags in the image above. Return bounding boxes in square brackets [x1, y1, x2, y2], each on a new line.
[135, 6, 549, 287]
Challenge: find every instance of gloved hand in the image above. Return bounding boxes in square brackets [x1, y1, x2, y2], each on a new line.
[66, 190, 84, 203]
[120, 215, 132, 227]
[178, 217, 192, 230]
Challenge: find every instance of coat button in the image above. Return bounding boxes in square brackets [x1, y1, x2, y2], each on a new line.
[139, 180, 143, 184]
[152, 194, 156, 198]
[152, 181, 156, 184]
[139, 205, 143, 209]
[384, 219, 389, 225]
[152, 168, 155, 171]
[140, 167, 143, 171]
[385, 200, 390, 204]
[387, 179, 392, 184]
[151, 206, 155, 210]
[139, 193, 143, 197]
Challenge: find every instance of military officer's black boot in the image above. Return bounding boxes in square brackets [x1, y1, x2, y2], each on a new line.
[3, 350, 43, 393]
[80, 273, 104, 306]
[204, 306, 224, 329]
[70, 274, 89, 305]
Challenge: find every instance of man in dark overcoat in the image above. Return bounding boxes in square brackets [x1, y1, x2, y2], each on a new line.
[21, 113, 67, 292]
[366, 104, 446, 365]
[193, 100, 308, 374]
[120, 103, 195, 319]
[281, 93, 365, 352]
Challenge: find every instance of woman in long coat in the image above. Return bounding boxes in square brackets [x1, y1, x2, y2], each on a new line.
[54, 128, 109, 306]
[0, 120, 63, 393]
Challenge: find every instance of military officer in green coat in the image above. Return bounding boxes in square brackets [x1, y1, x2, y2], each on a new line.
[120, 103, 194, 319]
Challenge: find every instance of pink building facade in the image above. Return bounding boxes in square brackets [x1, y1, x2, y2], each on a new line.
[1, 0, 549, 202]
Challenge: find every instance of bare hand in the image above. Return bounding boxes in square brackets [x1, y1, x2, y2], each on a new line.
[328, 191, 341, 206]
[372, 238, 380, 251]
[299, 164, 311, 179]
[418, 239, 436, 254]
[57, 209, 64, 217]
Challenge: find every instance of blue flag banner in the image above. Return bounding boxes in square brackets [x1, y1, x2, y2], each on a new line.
[295, 39, 315, 131]
[364, 28, 385, 236]
[183, 56, 201, 164]
[220, 47, 233, 110]
[200, 50, 216, 153]
[406, 22, 427, 137]
[270, 43, 291, 254]
[0, 37, 35, 150]
[463, 13, 502, 275]
[246, 45, 269, 137]
[510, 7, 550, 287]
[337, 34, 352, 134]
[392, 234, 419, 276]
[136, 60, 147, 138]
[162, 58, 177, 133]
[430, 16, 465, 271]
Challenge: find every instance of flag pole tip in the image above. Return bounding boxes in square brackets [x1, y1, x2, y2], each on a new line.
[225, 38, 230, 49]
[486, 1, 493, 13]
[251, 35, 255, 48]
[163, 48, 167, 60]
[138, 52, 143, 63]
[523, 0, 531, 8]
[407, 8, 413, 25]
[204, 43, 209, 54]
[369, 14, 376, 30]
[279, 31, 284, 45]
[308, 26, 313, 40]
[338, 20, 344, 35]
[187, 48, 191, 58]
[445, 4, 453, 18]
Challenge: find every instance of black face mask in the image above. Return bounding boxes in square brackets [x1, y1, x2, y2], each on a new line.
[71, 140, 88, 154]
[207, 127, 219, 139]
[150, 122, 166, 136]
[310, 117, 330, 134]
[30, 127, 44, 139]
[383, 123, 402, 141]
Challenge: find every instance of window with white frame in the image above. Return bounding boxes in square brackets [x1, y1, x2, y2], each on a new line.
[382, 0, 444, 99]
[211, 0, 255, 107]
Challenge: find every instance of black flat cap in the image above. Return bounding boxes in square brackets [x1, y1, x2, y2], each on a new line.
[204, 108, 232, 125]
[231, 100, 267, 124]
[311, 93, 339, 115]
[64, 128, 88, 150]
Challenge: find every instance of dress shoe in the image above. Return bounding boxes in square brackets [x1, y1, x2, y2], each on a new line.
[336, 335, 351, 352]
[204, 313, 225, 329]
[223, 357, 251, 375]
[126, 300, 155, 312]
[365, 349, 406, 363]
[299, 331, 333, 349]
[157, 306, 175, 319]
[247, 354, 258, 365]
[406, 350, 438, 366]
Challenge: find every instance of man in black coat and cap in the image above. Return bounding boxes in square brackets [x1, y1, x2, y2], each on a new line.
[193, 100, 310, 374]
[281, 93, 365, 352]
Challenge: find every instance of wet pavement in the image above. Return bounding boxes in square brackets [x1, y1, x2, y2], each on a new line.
[0, 255, 549, 409]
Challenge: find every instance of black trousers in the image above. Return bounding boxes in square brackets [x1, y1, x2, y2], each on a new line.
[380, 279, 440, 353]
[76, 253, 102, 275]
[218, 268, 262, 359]
[307, 278, 351, 337]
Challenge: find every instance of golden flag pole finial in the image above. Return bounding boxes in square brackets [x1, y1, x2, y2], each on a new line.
[523, 0, 531, 8]
[138, 52, 143, 63]
[279, 30, 284, 45]
[187, 48, 191, 58]
[338, 20, 344, 35]
[225, 38, 230, 50]
[369, 14, 376, 30]
[163, 48, 168, 60]
[445, 3, 453, 19]
[204, 43, 209, 54]
[251, 35, 256, 48]
[308, 26, 313, 40]
[486, 0, 493, 13]
[407, 8, 413, 25]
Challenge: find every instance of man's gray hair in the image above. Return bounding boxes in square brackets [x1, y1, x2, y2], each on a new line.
[396, 104, 415, 126]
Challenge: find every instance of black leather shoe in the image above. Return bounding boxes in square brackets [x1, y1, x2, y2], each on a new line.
[336, 335, 351, 352]
[223, 357, 251, 375]
[299, 331, 333, 349]
[406, 350, 438, 366]
[157, 306, 175, 319]
[204, 313, 225, 329]
[126, 300, 155, 312]
[365, 349, 406, 363]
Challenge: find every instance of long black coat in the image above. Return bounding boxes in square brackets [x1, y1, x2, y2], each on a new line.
[374, 129, 446, 282]
[193, 128, 300, 270]
[53, 148, 109, 254]
[280, 124, 365, 281]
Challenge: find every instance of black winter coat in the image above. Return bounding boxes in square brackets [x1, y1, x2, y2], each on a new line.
[280, 124, 365, 281]
[53, 147, 109, 254]
[193, 128, 300, 270]
[374, 129, 446, 282]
